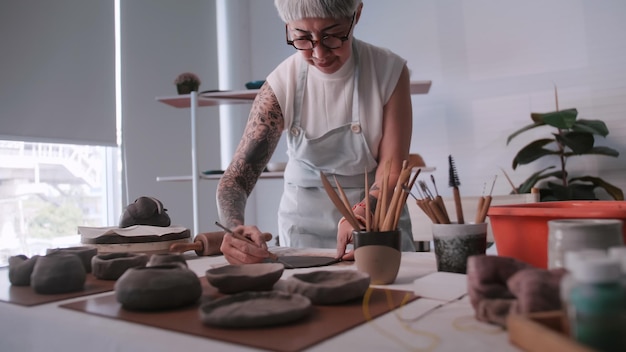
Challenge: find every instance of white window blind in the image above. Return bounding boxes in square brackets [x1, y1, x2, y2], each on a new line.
[0, 0, 116, 146]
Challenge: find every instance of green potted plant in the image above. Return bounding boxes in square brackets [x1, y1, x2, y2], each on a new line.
[507, 88, 623, 201]
[174, 72, 201, 94]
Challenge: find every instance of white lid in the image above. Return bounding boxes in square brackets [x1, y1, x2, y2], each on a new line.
[608, 246, 626, 272]
[563, 249, 605, 271]
[571, 257, 621, 283]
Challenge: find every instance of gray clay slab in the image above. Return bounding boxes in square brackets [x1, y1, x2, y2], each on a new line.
[275, 270, 370, 305]
[199, 291, 312, 328]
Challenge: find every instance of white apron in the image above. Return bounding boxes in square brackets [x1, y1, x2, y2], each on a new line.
[277, 45, 415, 251]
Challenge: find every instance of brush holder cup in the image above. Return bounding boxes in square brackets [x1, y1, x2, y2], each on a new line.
[353, 230, 401, 285]
[432, 222, 488, 274]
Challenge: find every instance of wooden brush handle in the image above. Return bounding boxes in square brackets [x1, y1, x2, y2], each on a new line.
[453, 187, 464, 224]
[474, 196, 486, 224]
[477, 196, 492, 223]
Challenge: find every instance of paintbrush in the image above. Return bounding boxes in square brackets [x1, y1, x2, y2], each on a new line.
[448, 155, 464, 224]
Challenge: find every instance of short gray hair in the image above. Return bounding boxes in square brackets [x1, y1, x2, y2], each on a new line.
[274, 0, 361, 23]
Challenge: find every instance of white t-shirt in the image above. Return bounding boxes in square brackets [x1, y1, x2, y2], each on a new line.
[266, 39, 406, 160]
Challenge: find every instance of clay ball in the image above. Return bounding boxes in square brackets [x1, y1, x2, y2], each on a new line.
[31, 254, 86, 294]
[92, 252, 149, 280]
[8, 255, 40, 286]
[46, 246, 98, 273]
[119, 196, 171, 228]
[114, 264, 202, 311]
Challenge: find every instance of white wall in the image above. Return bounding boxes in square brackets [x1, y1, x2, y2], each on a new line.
[122, 0, 626, 238]
[121, 0, 221, 232]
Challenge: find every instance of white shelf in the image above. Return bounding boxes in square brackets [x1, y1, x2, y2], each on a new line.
[156, 172, 285, 182]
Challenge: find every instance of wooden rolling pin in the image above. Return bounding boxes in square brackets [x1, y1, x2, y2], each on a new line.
[169, 231, 273, 256]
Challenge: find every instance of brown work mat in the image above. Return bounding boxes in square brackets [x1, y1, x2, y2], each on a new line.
[0, 269, 115, 307]
[60, 277, 417, 352]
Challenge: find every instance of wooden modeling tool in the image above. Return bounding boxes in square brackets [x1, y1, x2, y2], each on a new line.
[448, 155, 464, 224]
[214, 221, 280, 262]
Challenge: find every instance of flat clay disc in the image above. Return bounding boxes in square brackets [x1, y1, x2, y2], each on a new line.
[200, 291, 312, 328]
[268, 256, 341, 269]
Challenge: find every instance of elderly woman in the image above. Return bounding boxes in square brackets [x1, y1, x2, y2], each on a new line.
[217, 0, 415, 264]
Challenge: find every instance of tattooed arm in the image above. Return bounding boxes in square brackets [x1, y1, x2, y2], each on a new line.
[216, 82, 285, 264]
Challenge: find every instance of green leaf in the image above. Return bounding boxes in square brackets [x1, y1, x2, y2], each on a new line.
[530, 113, 545, 124]
[573, 119, 609, 137]
[554, 132, 594, 154]
[512, 139, 557, 169]
[585, 146, 620, 157]
[541, 108, 578, 129]
[506, 121, 545, 145]
[569, 176, 624, 200]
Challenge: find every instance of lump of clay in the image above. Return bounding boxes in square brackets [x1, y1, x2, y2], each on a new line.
[92, 252, 149, 280]
[114, 264, 201, 311]
[31, 254, 86, 294]
[46, 246, 98, 273]
[119, 196, 171, 228]
[146, 253, 188, 267]
[275, 270, 370, 305]
[8, 255, 40, 286]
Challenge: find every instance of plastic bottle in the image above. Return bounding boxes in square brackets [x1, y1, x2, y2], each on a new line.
[568, 257, 626, 352]
[608, 246, 626, 285]
[559, 249, 606, 335]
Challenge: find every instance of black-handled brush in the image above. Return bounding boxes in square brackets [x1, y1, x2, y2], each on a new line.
[448, 155, 464, 224]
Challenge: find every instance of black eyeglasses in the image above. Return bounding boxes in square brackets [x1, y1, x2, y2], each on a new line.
[285, 13, 355, 51]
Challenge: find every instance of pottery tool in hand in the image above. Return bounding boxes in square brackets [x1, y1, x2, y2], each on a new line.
[448, 155, 464, 224]
[214, 221, 282, 263]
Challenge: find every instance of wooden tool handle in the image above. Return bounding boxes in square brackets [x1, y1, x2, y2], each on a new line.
[169, 241, 203, 253]
[453, 187, 464, 224]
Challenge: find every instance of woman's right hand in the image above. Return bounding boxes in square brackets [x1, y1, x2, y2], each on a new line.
[219, 225, 273, 264]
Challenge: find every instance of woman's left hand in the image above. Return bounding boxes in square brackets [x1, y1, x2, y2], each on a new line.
[336, 219, 356, 261]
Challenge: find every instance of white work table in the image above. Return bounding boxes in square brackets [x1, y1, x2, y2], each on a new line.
[0, 248, 520, 352]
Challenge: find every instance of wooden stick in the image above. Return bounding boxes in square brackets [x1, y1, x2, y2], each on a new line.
[365, 170, 371, 232]
[320, 173, 362, 230]
[382, 161, 411, 231]
[474, 196, 486, 224]
[334, 175, 359, 226]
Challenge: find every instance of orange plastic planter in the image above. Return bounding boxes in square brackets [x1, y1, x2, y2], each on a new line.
[488, 201, 626, 268]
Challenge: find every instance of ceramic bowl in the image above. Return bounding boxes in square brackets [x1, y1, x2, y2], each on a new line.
[266, 162, 287, 172]
[205, 263, 284, 294]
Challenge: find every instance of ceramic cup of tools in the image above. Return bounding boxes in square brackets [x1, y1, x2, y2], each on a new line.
[432, 222, 488, 274]
[547, 219, 624, 269]
[353, 230, 401, 285]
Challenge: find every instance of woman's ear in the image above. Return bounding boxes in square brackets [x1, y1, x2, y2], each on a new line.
[355, 2, 363, 24]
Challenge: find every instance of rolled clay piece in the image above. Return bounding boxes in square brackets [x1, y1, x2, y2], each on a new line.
[31, 254, 86, 294]
[8, 255, 40, 286]
[46, 246, 98, 273]
[146, 253, 188, 267]
[91, 252, 149, 280]
[114, 264, 202, 311]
